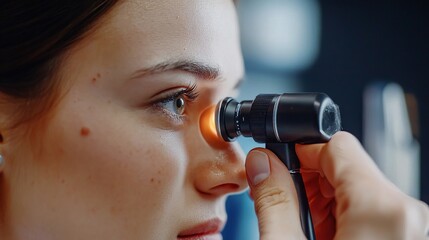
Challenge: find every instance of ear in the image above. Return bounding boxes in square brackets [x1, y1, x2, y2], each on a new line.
[0, 97, 7, 173]
[0, 93, 22, 171]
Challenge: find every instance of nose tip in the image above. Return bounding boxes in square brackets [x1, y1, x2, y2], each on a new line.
[199, 105, 228, 149]
[193, 149, 248, 196]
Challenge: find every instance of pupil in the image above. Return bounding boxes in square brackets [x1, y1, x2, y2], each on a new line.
[176, 98, 184, 109]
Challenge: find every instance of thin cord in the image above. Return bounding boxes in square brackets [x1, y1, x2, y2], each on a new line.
[266, 143, 316, 240]
[291, 171, 315, 240]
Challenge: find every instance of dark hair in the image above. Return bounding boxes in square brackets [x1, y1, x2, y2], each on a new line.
[0, 1, 120, 128]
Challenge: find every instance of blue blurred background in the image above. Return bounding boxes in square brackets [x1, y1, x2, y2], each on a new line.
[222, 0, 429, 239]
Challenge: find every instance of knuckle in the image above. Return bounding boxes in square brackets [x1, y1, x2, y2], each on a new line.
[401, 198, 429, 238]
[413, 199, 429, 226]
[367, 195, 427, 238]
[254, 186, 292, 215]
[327, 131, 360, 155]
[323, 131, 379, 183]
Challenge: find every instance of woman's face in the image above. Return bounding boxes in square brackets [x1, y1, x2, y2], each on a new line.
[2, 0, 247, 239]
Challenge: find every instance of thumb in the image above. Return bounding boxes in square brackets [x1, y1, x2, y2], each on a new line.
[246, 148, 306, 240]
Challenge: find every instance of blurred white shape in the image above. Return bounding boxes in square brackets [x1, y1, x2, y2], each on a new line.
[363, 82, 420, 198]
[238, 0, 320, 72]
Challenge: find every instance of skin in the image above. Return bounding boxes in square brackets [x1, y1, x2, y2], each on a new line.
[245, 132, 429, 240]
[2, 1, 428, 240]
[0, 0, 247, 239]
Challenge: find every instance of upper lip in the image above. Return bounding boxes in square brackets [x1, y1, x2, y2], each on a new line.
[178, 218, 224, 238]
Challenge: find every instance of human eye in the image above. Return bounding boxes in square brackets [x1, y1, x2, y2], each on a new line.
[151, 83, 199, 122]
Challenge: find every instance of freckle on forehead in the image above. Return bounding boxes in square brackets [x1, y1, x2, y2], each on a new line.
[80, 127, 91, 137]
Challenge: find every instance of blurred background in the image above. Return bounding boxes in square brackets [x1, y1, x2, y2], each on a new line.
[222, 0, 428, 239]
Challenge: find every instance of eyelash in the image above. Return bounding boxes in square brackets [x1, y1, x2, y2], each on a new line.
[152, 83, 199, 121]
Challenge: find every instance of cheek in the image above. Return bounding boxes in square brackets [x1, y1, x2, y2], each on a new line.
[37, 97, 188, 228]
[60, 120, 183, 196]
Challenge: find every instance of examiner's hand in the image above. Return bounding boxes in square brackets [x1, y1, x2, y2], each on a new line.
[245, 131, 429, 240]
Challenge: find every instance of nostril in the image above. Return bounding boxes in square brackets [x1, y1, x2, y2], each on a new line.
[209, 183, 241, 195]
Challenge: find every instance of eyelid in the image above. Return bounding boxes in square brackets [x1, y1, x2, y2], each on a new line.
[157, 83, 199, 104]
[148, 83, 199, 123]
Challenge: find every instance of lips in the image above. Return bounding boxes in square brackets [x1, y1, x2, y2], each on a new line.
[177, 218, 224, 240]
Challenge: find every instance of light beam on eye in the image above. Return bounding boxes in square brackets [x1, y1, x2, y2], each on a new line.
[199, 105, 227, 148]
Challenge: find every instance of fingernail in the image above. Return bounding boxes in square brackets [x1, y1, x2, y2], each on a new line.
[247, 150, 270, 185]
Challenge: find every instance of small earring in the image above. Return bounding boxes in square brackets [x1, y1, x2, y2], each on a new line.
[0, 133, 4, 172]
[0, 154, 4, 172]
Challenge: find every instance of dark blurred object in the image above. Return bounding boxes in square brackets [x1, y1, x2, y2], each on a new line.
[301, 0, 429, 203]
[223, 1, 321, 239]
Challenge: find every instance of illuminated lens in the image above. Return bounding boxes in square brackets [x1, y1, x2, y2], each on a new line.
[199, 105, 227, 148]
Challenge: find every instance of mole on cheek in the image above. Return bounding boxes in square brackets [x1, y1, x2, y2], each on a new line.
[91, 73, 102, 84]
[80, 127, 91, 137]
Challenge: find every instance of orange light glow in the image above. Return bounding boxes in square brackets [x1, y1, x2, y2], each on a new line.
[199, 105, 228, 148]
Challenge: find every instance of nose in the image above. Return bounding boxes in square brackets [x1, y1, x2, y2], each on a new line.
[189, 141, 248, 196]
[185, 109, 248, 197]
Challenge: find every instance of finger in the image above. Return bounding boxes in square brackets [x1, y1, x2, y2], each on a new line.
[302, 171, 319, 184]
[319, 175, 335, 199]
[302, 172, 319, 200]
[309, 194, 331, 226]
[409, 199, 429, 239]
[302, 172, 334, 199]
[304, 174, 336, 230]
[314, 211, 336, 240]
[295, 131, 384, 189]
[246, 148, 306, 239]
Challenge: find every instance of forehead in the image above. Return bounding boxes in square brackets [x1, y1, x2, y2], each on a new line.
[91, 0, 243, 81]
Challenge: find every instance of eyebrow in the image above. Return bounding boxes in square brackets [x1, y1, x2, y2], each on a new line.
[130, 59, 244, 89]
[130, 60, 220, 81]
